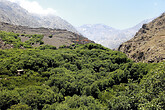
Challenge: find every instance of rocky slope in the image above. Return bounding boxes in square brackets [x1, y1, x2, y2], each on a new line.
[0, 22, 93, 48]
[0, 38, 14, 49]
[77, 20, 153, 49]
[118, 13, 165, 63]
[0, 0, 78, 33]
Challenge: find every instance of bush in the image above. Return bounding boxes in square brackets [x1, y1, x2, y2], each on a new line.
[8, 103, 31, 110]
[48, 35, 53, 38]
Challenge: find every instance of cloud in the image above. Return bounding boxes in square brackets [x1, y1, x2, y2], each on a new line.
[10, 0, 57, 16]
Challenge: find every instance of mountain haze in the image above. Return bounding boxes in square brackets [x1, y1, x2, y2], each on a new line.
[77, 19, 153, 49]
[0, 0, 78, 33]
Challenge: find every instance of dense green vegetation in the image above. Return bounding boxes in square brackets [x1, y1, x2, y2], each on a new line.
[0, 31, 164, 110]
[0, 31, 44, 48]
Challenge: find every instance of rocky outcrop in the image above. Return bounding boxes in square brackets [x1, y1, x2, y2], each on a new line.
[118, 13, 165, 63]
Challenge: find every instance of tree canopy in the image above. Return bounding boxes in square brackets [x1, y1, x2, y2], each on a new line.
[0, 31, 164, 110]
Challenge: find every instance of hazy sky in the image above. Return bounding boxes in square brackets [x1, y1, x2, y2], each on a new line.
[10, 0, 165, 29]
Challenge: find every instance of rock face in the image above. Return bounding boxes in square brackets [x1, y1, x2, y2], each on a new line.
[0, 0, 78, 33]
[118, 13, 165, 63]
[0, 22, 93, 48]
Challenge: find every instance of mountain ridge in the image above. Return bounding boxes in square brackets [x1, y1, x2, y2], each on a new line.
[0, 0, 78, 33]
[0, 21, 93, 48]
[77, 19, 153, 49]
[118, 13, 165, 63]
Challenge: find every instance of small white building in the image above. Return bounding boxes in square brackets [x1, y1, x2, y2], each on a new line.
[17, 69, 24, 76]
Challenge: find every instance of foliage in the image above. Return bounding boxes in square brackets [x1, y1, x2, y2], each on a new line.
[0, 32, 164, 110]
[0, 31, 44, 48]
[38, 45, 56, 50]
[43, 95, 107, 110]
[8, 103, 31, 110]
[48, 35, 53, 38]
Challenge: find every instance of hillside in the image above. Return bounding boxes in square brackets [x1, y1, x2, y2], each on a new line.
[118, 13, 165, 63]
[0, 0, 78, 33]
[0, 22, 93, 48]
[77, 19, 152, 49]
[0, 43, 164, 110]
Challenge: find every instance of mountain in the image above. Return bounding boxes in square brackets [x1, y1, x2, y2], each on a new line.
[118, 13, 165, 63]
[0, 0, 78, 33]
[77, 20, 153, 49]
[77, 24, 118, 42]
[0, 0, 39, 27]
[0, 21, 93, 48]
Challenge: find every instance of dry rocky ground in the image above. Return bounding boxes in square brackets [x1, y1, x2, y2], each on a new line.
[0, 22, 94, 48]
[118, 13, 165, 63]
